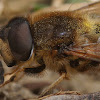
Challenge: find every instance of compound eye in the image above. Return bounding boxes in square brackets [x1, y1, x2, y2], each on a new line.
[7, 17, 33, 61]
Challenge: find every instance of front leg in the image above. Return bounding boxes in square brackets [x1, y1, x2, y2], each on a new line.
[0, 52, 46, 88]
[0, 63, 46, 88]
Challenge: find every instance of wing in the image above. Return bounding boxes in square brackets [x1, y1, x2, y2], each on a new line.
[64, 43, 100, 62]
[64, 1, 100, 62]
[74, 1, 100, 16]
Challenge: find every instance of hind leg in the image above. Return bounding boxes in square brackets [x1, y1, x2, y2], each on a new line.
[39, 72, 70, 97]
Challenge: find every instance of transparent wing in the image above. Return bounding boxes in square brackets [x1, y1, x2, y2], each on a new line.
[64, 43, 100, 62]
[66, 1, 100, 62]
[74, 1, 100, 16]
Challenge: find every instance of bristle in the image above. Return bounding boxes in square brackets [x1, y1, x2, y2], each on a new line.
[24, 64, 46, 75]
[26, 69, 47, 78]
[28, 11, 74, 24]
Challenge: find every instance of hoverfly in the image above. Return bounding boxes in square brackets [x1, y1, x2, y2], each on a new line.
[0, 1, 100, 97]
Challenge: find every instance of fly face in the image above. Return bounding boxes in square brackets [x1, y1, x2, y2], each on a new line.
[0, 17, 33, 67]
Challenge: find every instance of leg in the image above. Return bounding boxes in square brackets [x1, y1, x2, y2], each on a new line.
[4, 53, 35, 79]
[4, 66, 20, 76]
[39, 91, 81, 100]
[0, 64, 46, 88]
[39, 73, 69, 97]
[0, 53, 45, 88]
[4, 54, 45, 78]
[0, 68, 24, 88]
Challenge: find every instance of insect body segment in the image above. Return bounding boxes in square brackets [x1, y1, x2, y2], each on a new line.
[31, 12, 82, 50]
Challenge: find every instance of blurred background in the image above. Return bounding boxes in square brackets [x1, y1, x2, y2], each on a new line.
[0, 0, 99, 25]
[0, 0, 100, 100]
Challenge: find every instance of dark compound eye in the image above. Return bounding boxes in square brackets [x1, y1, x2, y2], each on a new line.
[7, 17, 33, 61]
